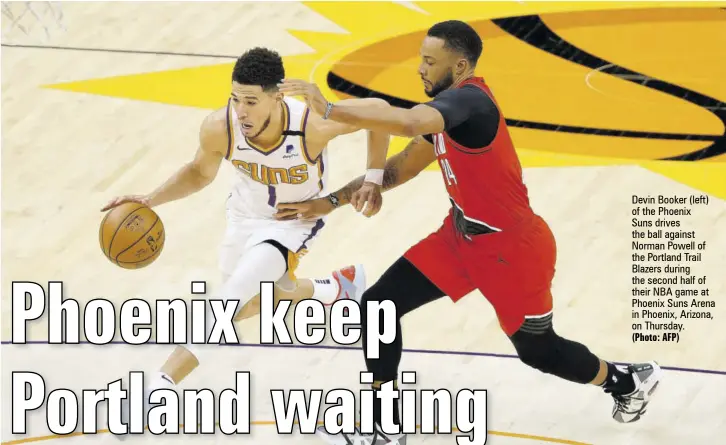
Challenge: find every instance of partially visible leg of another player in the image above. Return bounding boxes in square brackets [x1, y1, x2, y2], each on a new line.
[116, 239, 365, 438]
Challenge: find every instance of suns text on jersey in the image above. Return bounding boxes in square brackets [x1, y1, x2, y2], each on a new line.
[232, 160, 309, 185]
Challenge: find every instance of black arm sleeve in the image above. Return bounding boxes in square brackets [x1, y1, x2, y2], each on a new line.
[423, 85, 500, 148]
[424, 87, 480, 131]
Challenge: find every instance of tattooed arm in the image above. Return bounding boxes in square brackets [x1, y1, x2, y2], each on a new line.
[274, 136, 436, 220]
[335, 135, 436, 206]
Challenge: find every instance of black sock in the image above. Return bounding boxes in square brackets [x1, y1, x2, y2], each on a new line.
[601, 362, 636, 395]
[372, 381, 399, 428]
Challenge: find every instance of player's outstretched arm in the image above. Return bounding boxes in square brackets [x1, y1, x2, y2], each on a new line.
[101, 110, 227, 211]
[274, 135, 435, 221]
[278, 79, 445, 138]
[328, 102, 445, 138]
[305, 97, 391, 158]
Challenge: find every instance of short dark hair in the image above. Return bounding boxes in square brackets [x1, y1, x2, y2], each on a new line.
[427, 20, 482, 66]
[232, 47, 285, 91]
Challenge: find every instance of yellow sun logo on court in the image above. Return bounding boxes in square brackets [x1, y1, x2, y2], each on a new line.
[44, 1, 726, 200]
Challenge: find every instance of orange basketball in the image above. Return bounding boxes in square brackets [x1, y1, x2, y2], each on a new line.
[99, 202, 165, 269]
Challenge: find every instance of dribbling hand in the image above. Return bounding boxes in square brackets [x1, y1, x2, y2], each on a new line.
[101, 195, 151, 212]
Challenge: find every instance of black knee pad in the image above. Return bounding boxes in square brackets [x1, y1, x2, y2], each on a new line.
[510, 326, 601, 384]
[511, 327, 561, 373]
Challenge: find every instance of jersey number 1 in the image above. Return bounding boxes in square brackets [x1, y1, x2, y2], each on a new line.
[440, 158, 457, 185]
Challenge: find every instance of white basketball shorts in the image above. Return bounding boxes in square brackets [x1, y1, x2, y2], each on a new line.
[218, 215, 325, 288]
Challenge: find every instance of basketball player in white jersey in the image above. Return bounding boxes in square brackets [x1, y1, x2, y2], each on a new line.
[101, 47, 390, 436]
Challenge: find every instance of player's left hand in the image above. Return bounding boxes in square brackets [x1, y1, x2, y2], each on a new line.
[278, 79, 328, 116]
[351, 182, 383, 217]
[275, 198, 334, 221]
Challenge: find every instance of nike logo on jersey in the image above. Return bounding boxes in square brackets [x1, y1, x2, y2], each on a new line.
[236, 145, 253, 151]
[231, 160, 309, 185]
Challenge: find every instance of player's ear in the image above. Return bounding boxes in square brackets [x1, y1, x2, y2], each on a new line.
[455, 58, 468, 76]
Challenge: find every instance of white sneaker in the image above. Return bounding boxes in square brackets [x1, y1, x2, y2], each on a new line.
[328, 264, 367, 305]
[315, 424, 407, 444]
[610, 361, 663, 423]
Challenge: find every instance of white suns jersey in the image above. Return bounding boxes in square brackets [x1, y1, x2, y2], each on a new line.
[224, 96, 329, 220]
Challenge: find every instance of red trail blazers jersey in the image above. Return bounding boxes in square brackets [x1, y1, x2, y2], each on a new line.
[430, 77, 534, 234]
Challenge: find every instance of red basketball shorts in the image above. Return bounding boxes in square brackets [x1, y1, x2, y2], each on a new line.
[404, 212, 557, 336]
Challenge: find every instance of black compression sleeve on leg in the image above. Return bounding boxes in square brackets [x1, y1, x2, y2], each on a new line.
[361, 257, 445, 428]
[510, 327, 601, 384]
[361, 256, 445, 382]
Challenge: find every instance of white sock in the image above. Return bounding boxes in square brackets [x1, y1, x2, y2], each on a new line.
[148, 371, 176, 392]
[312, 275, 341, 304]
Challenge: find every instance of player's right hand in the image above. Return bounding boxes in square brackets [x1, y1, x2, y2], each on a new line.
[101, 195, 151, 211]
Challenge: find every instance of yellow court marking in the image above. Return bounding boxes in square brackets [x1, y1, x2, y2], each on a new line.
[1, 421, 591, 445]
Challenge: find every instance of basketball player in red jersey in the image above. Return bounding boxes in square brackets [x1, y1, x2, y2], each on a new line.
[279, 20, 662, 444]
